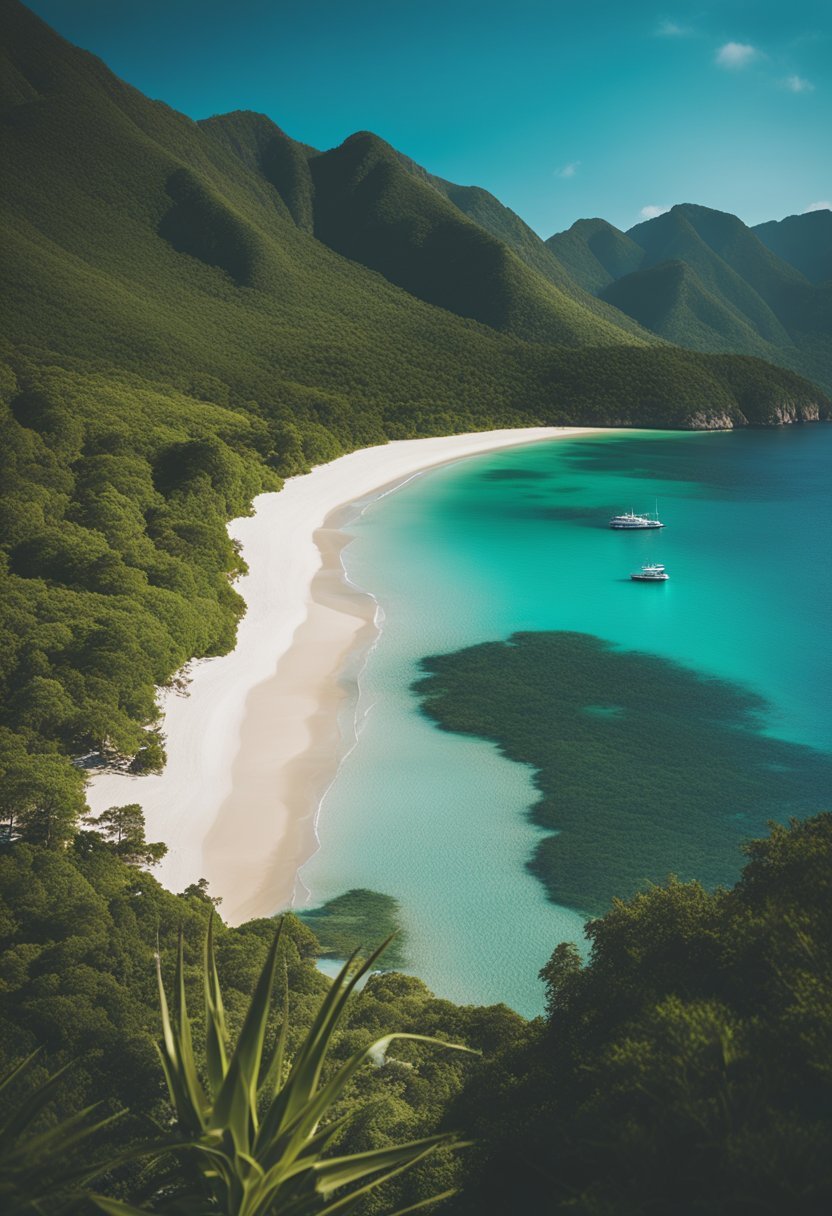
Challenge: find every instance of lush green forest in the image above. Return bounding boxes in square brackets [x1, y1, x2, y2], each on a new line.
[448, 813, 832, 1215]
[548, 205, 832, 392]
[753, 209, 832, 285]
[0, 816, 522, 1213]
[1, 805, 830, 1213]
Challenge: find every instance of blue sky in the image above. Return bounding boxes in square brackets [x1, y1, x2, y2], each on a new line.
[28, 0, 831, 236]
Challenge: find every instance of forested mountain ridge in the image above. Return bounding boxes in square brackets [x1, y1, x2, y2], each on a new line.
[548, 203, 832, 390]
[544, 217, 645, 295]
[753, 208, 832, 284]
[203, 114, 654, 347]
[387, 143, 655, 340]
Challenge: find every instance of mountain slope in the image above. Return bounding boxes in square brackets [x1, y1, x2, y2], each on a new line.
[204, 116, 654, 345]
[547, 203, 832, 390]
[546, 218, 644, 294]
[626, 207, 798, 342]
[3, 1, 819, 452]
[203, 114, 645, 348]
[753, 210, 832, 285]
[602, 260, 780, 358]
[200, 109, 318, 233]
[306, 131, 649, 347]
[389, 152, 654, 341]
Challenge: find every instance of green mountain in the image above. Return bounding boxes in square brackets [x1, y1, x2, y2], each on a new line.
[546, 217, 644, 294]
[548, 204, 832, 390]
[204, 114, 648, 347]
[603, 260, 781, 359]
[0, 0, 828, 838]
[389, 151, 653, 340]
[753, 209, 832, 285]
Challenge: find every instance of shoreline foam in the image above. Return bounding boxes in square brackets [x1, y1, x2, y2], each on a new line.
[85, 427, 605, 923]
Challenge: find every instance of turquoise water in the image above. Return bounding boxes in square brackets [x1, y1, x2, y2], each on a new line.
[298, 428, 832, 1016]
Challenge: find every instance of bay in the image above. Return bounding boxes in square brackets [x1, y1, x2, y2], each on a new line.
[298, 428, 832, 1016]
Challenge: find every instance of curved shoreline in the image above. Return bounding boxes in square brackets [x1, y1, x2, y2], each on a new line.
[85, 427, 606, 922]
[203, 507, 381, 924]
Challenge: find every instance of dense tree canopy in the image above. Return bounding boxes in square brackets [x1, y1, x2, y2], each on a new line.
[449, 814, 832, 1215]
[1, 811, 831, 1213]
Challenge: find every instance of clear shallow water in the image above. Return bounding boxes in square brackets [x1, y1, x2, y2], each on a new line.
[298, 428, 832, 1016]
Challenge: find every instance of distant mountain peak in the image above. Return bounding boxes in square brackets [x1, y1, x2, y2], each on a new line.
[550, 197, 830, 389]
[754, 210, 832, 285]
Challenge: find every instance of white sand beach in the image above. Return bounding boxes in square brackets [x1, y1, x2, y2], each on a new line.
[85, 427, 603, 922]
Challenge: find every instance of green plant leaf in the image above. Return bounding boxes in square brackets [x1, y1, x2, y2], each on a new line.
[203, 910, 229, 1096]
[210, 919, 283, 1148]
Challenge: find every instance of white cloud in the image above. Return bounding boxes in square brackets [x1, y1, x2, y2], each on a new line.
[556, 162, 580, 179]
[640, 205, 670, 220]
[805, 201, 832, 212]
[656, 19, 693, 37]
[781, 74, 815, 93]
[715, 42, 758, 69]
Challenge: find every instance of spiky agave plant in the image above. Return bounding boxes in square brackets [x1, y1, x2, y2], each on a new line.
[93, 917, 473, 1216]
[0, 1049, 124, 1215]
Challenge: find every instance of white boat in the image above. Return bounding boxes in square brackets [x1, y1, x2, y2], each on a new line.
[609, 507, 664, 529]
[631, 562, 669, 582]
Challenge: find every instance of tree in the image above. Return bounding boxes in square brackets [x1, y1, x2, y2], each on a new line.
[0, 742, 86, 849]
[86, 804, 167, 867]
[539, 940, 582, 1020]
[181, 876, 221, 905]
[0, 1050, 125, 1216]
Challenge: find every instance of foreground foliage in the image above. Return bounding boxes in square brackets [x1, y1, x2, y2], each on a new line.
[2, 816, 832, 1212]
[0, 1050, 124, 1215]
[450, 814, 832, 1215]
[92, 921, 471, 1215]
[0, 835, 517, 1214]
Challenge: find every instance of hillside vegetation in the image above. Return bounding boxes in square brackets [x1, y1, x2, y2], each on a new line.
[450, 813, 832, 1215]
[754, 209, 832, 284]
[0, 800, 830, 1213]
[548, 204, 832, 390]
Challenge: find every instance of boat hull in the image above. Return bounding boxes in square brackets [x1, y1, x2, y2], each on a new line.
[631, 574, 669, 581]
[610, 521, 664, 529]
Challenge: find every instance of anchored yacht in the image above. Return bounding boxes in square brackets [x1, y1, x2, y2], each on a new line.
[609, 508, 664, 529]
[631, 562, 669, 582]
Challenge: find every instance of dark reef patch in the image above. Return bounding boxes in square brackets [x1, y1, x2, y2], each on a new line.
[297, 888, 407, 968]
[413, 631, 832, 916]
[503, 503, 609, 525]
